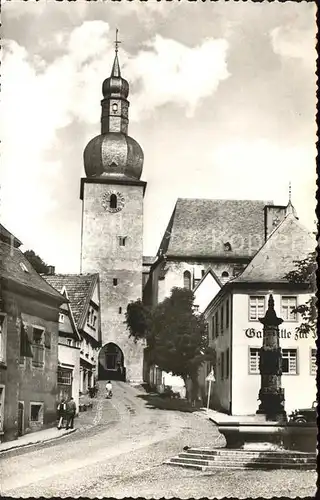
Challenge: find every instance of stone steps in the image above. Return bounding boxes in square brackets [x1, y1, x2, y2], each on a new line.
[164, 448, 317, 471]
[179, 452, 316, 465]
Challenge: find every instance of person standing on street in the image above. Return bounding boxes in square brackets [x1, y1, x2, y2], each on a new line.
[65, 396, 76, 430]
[57, 398, 66, 430]
[105, 380, 113, 398]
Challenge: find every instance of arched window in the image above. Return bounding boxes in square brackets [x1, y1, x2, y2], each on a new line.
[110, 194, 117, 209]
[224, 242, 232, 252]
[183, 270, 191, 290]
[222, 271, 229, 278]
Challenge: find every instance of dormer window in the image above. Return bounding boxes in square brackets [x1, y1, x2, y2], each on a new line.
[224, 242, 232, 252]
[20, 262, 29, 273]
[118, 236, 127, 247]
[110, 194, 117, 209]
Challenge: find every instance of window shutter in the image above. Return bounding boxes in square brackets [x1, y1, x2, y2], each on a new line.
[45, 331, 51, 349]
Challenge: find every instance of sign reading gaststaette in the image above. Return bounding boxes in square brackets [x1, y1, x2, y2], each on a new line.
[244, 328, 316, 340]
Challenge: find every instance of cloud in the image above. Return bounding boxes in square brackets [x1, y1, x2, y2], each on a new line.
[128, 36, 229, 119]
[1, 21, 229, 259]
[270, 24, 316, 70]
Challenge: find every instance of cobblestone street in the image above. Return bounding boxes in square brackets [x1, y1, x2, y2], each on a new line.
[1, 383, 316, 498]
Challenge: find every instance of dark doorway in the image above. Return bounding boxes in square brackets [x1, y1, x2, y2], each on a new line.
[98, 343, 126, 381]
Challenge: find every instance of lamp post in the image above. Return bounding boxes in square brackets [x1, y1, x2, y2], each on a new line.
[257, 294, 286, 422]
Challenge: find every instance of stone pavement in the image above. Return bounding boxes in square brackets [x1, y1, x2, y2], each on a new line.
[0, 427, 76, 453]
[0, 395, 102, 454]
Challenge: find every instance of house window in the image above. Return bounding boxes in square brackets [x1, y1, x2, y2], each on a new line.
[282, 349, 298, 375]
[220, 352, 225, 380]
[113, 278, 118, 286]
[249, 296, 265, 321]
[211, 315, 215, 339]
[0, 314, 6, 362]
[226, 348, 230, 379]
[310, 348, 317, 376]
[0, 386, 4, 431]
[66, 339, 72, 347]
[119, 307, 122, 314]
[215, 312, 219, 337]
[224, 242, 232, 252]
[249, 348, 260, 374]
[183, 271, 191, 290]
[220, 306, 224, 334]
[59, 313, 65, 323]
[32, 327, 44, 368]
[201, 269, 205, 277]
[20, 323, 32, 360]
[226, 299, 230, 328]
[58, 368, 72, 385]
[281, 296, 297, 321]
[110, 194, 117, 209]
[30, 403, 43, 423]
[118, 236, 127, 247]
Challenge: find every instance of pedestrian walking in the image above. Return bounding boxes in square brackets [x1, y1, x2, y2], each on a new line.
[65, 396, 76, 430]
[57, 398, 67, 430]
[105, 380, 113, 398]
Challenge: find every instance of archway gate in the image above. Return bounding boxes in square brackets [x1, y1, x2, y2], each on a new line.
[98, 342, 126, 381]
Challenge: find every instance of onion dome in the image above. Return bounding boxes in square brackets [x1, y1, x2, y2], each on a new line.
[84, 133, 144, 180]
[83, 31, 144, 181]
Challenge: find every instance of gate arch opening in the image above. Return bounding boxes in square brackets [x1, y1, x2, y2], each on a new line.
[98, 342, 126, 381]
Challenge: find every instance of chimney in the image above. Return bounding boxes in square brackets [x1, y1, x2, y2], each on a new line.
[264, 205, 287, 240]
[47, 265, 55, 276]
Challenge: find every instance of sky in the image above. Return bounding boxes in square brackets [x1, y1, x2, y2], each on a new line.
[1, 0, 317, 273]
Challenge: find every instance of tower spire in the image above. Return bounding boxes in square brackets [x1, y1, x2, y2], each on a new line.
[288, 181, 292, 203]
[111, 29, 121, 78]
[286, 181, 298, 218]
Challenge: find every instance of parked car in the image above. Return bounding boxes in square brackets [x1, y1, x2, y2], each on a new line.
[289, 401, 317, 424]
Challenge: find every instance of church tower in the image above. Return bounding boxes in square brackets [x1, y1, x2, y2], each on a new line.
[80, 33, 146, 383]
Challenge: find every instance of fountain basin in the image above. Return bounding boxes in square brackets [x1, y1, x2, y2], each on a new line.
[212, 420, 317, 453]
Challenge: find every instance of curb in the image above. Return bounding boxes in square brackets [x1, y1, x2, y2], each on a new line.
[0, 428, 77, 455]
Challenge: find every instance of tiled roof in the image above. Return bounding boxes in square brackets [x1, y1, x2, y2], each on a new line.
[234, 213, 315, 283]
[158, 198, 273, 259]
[0, 223, 22, 248]
[43, 274, 98, 327]
[0, 240, 63, 301]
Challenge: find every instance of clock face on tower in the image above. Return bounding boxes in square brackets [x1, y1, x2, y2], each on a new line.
[102, 190, 125, 213]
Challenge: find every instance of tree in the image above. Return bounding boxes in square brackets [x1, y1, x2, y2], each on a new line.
[284, 250, 317, 336]
[23, 250, 49, 274]
[126, 288, 215, 401]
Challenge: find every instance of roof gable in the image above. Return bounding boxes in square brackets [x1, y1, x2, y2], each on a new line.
[234, 213, 315, 283]
[158, 198, 273, 259]
[0, 223, 22, 248]
[43, 274, 99, 327]
[194, 268, 222, 313]
[0, 240, 64, 302]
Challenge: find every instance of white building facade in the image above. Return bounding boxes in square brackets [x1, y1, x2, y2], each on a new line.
[204, 287, 316, 415]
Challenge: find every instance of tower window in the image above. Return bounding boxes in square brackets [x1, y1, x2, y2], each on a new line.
[224, 242, 232, 252]
[112, 103, 118, 112]
[113, 278, 118, 286]
[118, 236, 127, 247]
[119, 307, 122, 314]
[110, 194, 117, 209]
[221, 271, 229, 278]
[183, 271, 191, 290]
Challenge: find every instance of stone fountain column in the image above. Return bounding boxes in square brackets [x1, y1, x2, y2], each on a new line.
[257, 294, 286, 422]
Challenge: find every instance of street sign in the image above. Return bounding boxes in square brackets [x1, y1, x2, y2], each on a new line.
[206, 370, 215, 382]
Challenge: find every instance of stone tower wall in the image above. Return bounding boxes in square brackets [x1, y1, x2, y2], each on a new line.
[81, 181, 144, 382]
